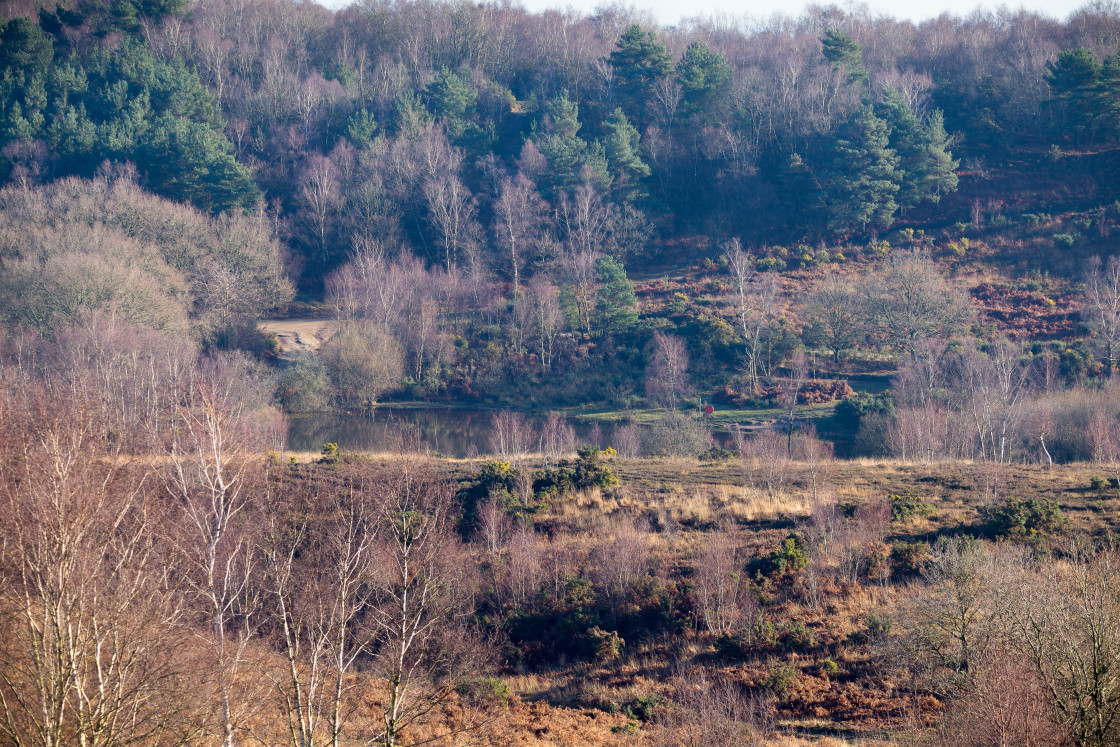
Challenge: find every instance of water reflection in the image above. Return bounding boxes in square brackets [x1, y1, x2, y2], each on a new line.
[285, 409, 631, 458]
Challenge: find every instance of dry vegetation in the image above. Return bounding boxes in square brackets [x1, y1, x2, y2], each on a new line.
[4, 317, 1120, 746]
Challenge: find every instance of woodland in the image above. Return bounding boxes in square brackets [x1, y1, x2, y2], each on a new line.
[5, 0, 1120, 744]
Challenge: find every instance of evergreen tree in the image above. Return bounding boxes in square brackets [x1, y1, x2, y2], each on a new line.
[676, 41, 731, 118]
[143, 117, 260, 213]
[924, 110, 959, 204]
[0, 36, 257, 213]
[1047, 48, 1101, 147]
[609, 24, 671, 129]
[424, 67, 488, 149]
[826, 105, 901, 233]
[602, 107, 649, 201]
[1095, 54, 1120, 142]
[537, 93, 608, 197]
[0, 18, 54, 74]
[594, 255, 638, 335]
[821, 29, 867, 85]
[875, 89, 958, 213]
[425, 67, 476, 122]
[345, 108, 378, 147]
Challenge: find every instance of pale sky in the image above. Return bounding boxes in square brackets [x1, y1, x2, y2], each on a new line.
[321, 0, 1090, 27]
[514, 0, 1084, 26]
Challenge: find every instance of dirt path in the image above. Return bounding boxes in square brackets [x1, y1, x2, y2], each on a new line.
[258, 318, 339, 359]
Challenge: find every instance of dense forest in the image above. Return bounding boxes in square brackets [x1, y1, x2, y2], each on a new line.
[8, 0, 1120, 421]
[7, 0, 1120, 744]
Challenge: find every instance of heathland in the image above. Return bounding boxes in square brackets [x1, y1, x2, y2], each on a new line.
[4, 0, 1120, 744]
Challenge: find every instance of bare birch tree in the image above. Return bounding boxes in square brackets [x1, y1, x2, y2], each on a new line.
[1084, 255, 1120, 377]
[364, 457, 490, 747]
[645, 331, 693, 410]
[424, 174, 480, 273]
[493, 174, 548, 297]
[693, 528, 757, 637]
[165, 357, 270, 747]
[0, 386, 199, 747]
[726, 239, 779, 394]
[259, 470, 378, 747]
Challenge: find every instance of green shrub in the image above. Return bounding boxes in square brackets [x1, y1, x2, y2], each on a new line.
[848, 612, 892, 644]
[573, 446, 619, 489]
[455, 676, 510, 707]
[756, 257, 786, 271]
[751, 534, 809, 579]
[623, 693, 662, 721]
[891, 541, 930, 576]
[780, 620, 817, 651]
[984, 497, 1067, 538]
[699, 446, 736, 462]
[319, 442, 340, 464]
[761, 662, 797, 699]
[587, 626, 625, 662]
[889, 492, 934, 522]
[819, 658, 841, 678]
[1053, 232, 1079, 249]
[1090, 476, 1107, 491]
[755, 620, 779, 647]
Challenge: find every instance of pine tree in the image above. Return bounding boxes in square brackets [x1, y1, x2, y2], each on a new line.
[537, 93, 596, 197]
[1047, 48, 1101, 147]
[602, 108, 649, 201]
[1096, 54, 1120, 143]
[425, 67, 476, 122]
[877, 88, 931, 214]
[594, 256, 638, 335]
[821, 29, 867, 85]
[827, 105, 901, 233]
[676, 41, 731, 118]
[924, 110, 959, 205]
[609, 25, 671, 129]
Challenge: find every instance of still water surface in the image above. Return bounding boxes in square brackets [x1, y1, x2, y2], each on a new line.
[286, 408, 632, 458]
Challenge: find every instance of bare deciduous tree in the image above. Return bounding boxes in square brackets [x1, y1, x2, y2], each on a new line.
[1007, 547, 1120, 747]
[957, 338, 1032, 462]
[652, 666, 774, 747]
[802, 275, 866, 364]
[0, 392, 198, 747]
[645, 331, 693, 410]
[793, 424, 833, 501]
[1084, 255, 1120, 376]
[868, 250, 974, 357]
[166, 358, 271, 747]
[299, 154, 341, 270]
[742, 430, 789, 503]
[505, 526, 545, 610]
[898, 537, 1014, 695]
[491, 410, 531, 466]
[590, 521, 651, 605]
[364, 457, 491, 747]
[540, 411, 575, 467]
[527, 277, 563, 371]
[493, 174, 549, 297]
[259, 470, 379, 747]
[424, 174, 481, 273]
[725, 239, 780, 394]
[693, 528, 757, 637]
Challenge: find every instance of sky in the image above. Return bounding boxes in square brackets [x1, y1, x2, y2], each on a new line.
[520, 0, 1088, 25]
[320, 0, 1092, 26]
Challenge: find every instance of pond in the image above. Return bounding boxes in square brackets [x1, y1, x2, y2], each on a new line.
[285, 408, 640, 458]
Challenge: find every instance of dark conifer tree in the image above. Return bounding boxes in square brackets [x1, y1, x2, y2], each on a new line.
[826, 105, 901, 233]
[609, 25, 671, 130]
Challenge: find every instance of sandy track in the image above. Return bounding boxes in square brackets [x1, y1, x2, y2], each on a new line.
[258, 318, 339, 358]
